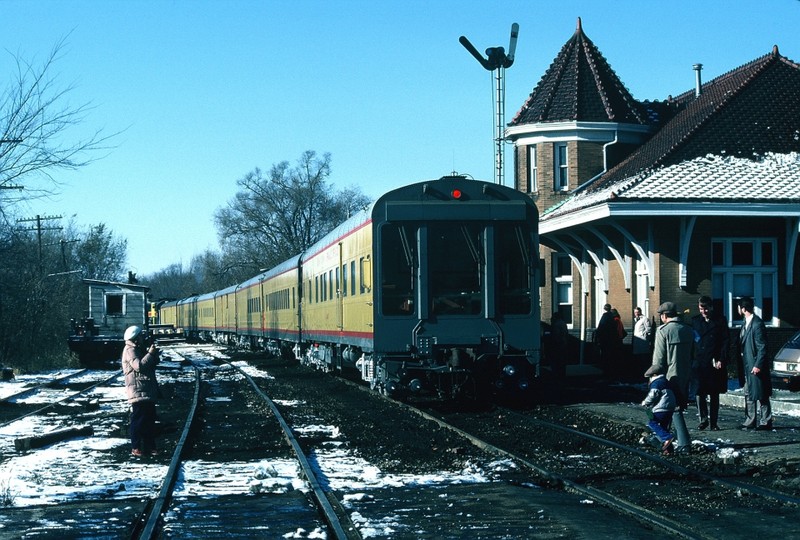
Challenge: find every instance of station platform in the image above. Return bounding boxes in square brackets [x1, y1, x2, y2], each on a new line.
[720, 386, 800, 416]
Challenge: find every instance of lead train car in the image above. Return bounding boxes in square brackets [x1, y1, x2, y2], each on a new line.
[312, 176, 541, 398]
[176, 176, 541, 399]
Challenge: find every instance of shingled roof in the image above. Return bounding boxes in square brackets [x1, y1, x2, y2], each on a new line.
[542, 45, 800, 220]
[586, 46, 800, 193]
[510, 18, 648, 126]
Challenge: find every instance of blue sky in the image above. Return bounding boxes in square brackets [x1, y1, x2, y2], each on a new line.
[3, 0, 799, 276]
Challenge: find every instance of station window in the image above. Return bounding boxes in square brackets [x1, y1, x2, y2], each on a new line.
[553, 254, 573, 324]
[711, 238, 777, 325]
[554, 142, 568, 191]
[527, 145, 537, 193]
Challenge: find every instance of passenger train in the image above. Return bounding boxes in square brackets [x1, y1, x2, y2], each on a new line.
[160, 175, 541, 399]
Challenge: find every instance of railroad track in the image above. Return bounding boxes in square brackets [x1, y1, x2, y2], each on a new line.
[0, 369, 121, 429]
[0, 346, 361, 538]
[6, 348, 799, 538]
[411, 401, 800, 539]
[130, 348, 359, 540]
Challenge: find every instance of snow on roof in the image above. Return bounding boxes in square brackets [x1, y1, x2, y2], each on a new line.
[543, 151, 800, 220]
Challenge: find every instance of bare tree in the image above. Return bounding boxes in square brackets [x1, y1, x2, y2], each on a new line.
[68, 222, 127, 281]
[0, 38, 114, 219]
[215, 151, 371, 276]
[0, 217, 129, 368]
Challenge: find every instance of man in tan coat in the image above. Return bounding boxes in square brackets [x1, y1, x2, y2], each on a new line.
[646, 302, 694, 454]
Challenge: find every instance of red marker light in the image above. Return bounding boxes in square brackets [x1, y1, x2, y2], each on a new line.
[451, 189, 462, 199]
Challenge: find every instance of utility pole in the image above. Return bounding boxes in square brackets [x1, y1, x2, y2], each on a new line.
[44, 238, 79, 273]
[17, 215, 63, 275]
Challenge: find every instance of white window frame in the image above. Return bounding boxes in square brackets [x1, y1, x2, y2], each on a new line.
[554, 142, 568, 191]
[711, 237, 778, 326]
[635, 258, 650, 317]
[527, 144, 538, 193]
[553, 253, 573, 326]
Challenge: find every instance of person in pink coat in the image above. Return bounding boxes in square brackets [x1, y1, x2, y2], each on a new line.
[121, 325, 160, 457]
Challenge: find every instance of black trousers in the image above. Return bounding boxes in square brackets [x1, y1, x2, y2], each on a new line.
[130, 401, 157, 452]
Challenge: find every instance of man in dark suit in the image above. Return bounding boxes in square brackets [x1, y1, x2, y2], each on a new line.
[737, 297, 772, 430]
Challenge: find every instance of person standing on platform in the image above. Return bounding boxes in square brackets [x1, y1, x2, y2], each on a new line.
[737, 297, 773, 430]
[594, 304, 616, 376]
[691, 296, 729, 431]
[647, 302, 694, 454]
[632, 307, 652, 373]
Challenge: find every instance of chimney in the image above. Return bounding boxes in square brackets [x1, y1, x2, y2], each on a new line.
[693, 64, 703, 97]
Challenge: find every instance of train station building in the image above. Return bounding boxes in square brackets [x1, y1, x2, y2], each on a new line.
[506, 18, 800, 366]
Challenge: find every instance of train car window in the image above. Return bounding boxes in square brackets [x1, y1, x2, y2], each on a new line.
[380, 224, 416, 316]
[342, 265, 348, 297]
[315, 276, 319, 303]
[428, 223, 483, 315]
[495, 224, 532, 315]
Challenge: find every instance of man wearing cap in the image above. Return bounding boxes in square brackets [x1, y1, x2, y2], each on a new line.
[646, 302, 695, 454]
[122, 325, 161, 457]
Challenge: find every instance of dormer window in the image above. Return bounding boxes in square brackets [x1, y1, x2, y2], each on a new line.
[555, 143, 569, 191]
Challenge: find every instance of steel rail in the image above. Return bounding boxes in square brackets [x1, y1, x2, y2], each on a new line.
[400, 402, 711, 540]
[329, 375, 709, 539]
[513, 411, 800, 507]
[0, 368, 89, 404]
[0, 371, 121, 429]
[228, 361, 356, 540]
[135, 357, 201, 540]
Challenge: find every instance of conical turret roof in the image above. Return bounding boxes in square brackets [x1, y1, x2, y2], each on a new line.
[510, 18, 647, 126]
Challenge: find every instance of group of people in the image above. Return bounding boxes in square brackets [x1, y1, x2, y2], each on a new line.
[641, 296, 773, 455]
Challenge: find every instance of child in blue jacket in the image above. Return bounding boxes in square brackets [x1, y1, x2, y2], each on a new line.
[642, 367, 677, 455]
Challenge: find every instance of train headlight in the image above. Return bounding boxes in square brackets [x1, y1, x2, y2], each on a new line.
[409, 379, 422, 393]
[503, 364, 516, 377]
[518, 379, 529, 391]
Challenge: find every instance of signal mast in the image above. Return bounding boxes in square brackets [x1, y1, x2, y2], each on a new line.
[459, 23, 519, 185]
